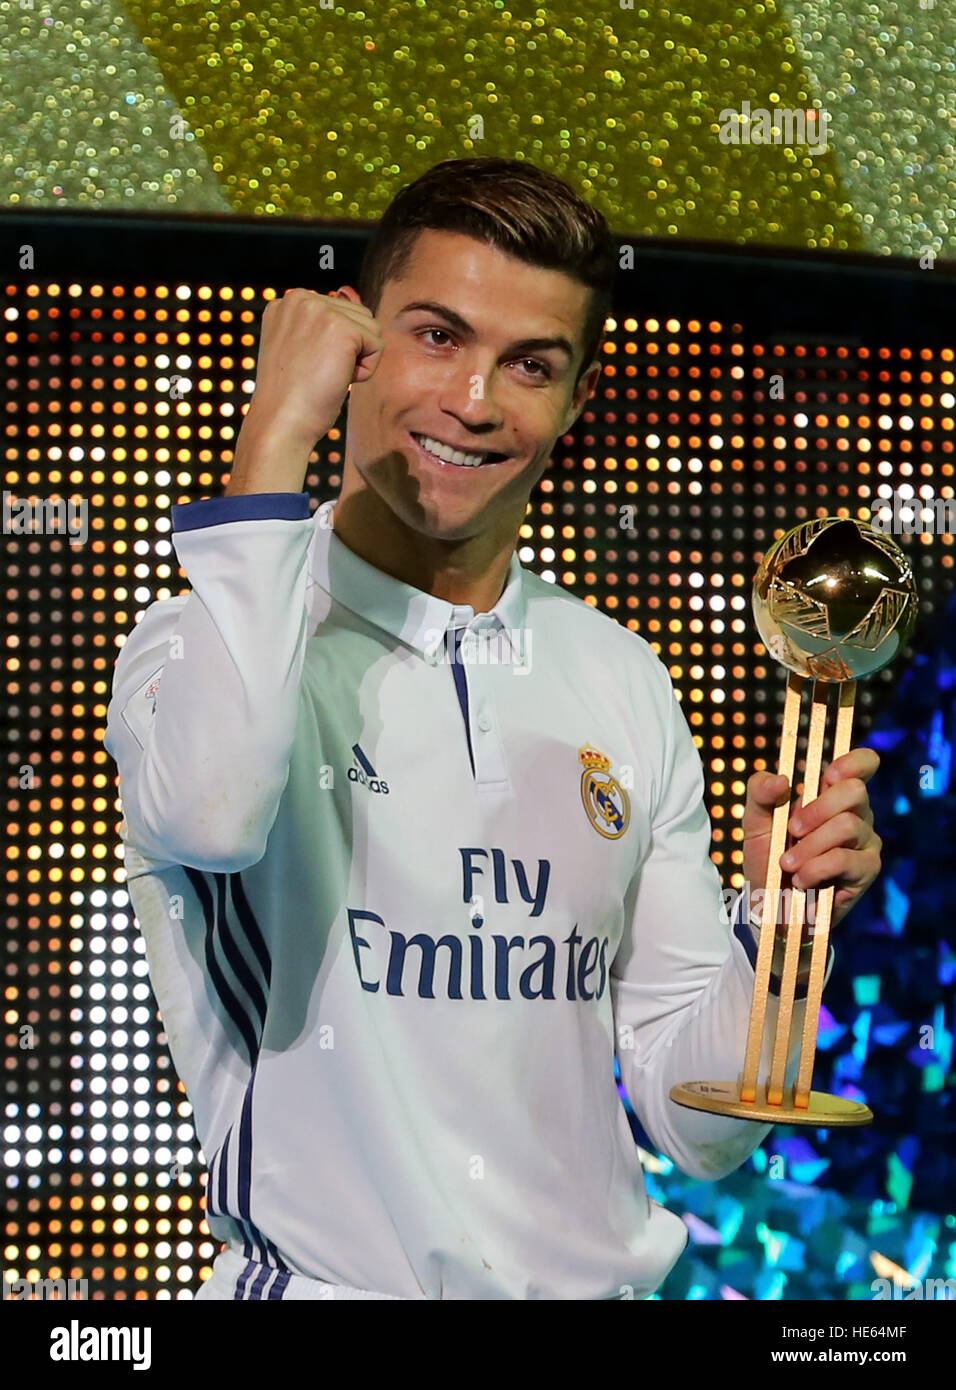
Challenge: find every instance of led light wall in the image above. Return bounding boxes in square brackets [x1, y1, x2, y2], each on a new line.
[3, 274, 953, 1298]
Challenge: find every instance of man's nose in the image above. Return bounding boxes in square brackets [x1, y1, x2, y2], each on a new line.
[438, 354, 507, 426]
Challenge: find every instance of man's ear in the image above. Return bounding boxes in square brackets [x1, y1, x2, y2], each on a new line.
[562, 358, 603, 434]
[334, 285, 364, 307]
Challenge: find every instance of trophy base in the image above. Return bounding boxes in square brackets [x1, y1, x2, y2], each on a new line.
[669, 1080, 873, 1127]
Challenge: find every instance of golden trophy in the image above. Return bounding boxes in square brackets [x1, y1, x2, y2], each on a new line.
[670, 517, 918, 1126]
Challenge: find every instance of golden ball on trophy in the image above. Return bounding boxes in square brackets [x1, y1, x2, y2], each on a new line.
[753, 516, 918, 681]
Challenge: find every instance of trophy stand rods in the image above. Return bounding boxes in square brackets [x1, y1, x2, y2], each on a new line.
[670, 671, 873, 1127]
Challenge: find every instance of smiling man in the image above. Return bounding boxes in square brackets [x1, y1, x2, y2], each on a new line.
[329, 226, 600, 615]
[103, 157, 883, 1301]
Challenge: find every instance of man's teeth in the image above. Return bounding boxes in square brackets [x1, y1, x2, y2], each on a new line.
[415, 433, 490, 468]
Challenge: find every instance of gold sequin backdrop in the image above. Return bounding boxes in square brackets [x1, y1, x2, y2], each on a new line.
[2, 0, 954, 255]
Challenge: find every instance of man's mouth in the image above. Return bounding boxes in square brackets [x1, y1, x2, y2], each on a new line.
[409, 432, 510, 469]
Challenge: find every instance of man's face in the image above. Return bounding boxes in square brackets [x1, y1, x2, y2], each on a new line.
[341, 229, 601, 541]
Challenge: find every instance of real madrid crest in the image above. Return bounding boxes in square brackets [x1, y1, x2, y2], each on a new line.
[579, 745, 630, 839]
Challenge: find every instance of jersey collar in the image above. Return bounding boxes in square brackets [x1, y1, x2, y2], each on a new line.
[308, 499, 528, 661]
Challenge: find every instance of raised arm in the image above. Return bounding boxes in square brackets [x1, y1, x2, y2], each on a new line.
[103, 286, 384, 870]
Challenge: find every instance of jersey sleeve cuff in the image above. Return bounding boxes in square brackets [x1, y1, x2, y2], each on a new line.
[172, 492, 311, 531]
[731, 891, 833, 1000]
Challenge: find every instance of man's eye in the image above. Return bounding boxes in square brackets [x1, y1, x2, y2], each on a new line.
[517, 359, 550, 379]
[418, 330, 549, 380]
[419, 328, 452, 346]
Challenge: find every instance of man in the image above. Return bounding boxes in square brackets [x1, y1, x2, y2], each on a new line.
[103, 156, 882, 1300]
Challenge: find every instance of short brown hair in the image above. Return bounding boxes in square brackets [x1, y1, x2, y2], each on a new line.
[357, 157, 616, 387]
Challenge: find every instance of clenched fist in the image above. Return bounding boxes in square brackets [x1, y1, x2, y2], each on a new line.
[227, 287, 384, 497]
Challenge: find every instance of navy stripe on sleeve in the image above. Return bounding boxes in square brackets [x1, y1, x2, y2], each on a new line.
[213, 872, 268, 1039]
[184, 867, 261, 1066]
[172, 492, 311, 531]
[234, 1257, 256, 1300]
[218, 1127, 231, 1216]
[230, 873, 273, 991]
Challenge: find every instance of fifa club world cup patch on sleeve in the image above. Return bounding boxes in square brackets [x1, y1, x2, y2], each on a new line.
[120, 667, 165, 749]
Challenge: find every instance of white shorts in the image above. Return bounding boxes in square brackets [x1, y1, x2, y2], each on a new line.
[195, 1246, 407, 1301]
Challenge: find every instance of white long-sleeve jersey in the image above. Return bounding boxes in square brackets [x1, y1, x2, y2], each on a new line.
[103, 492, 832, 1301]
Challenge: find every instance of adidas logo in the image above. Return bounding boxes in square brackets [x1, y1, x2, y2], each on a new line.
[347, 744, 390, 795]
